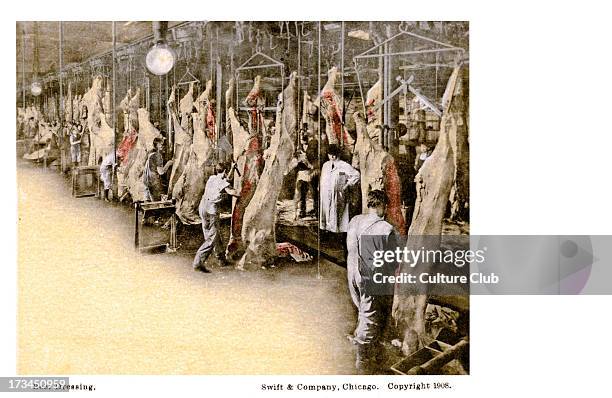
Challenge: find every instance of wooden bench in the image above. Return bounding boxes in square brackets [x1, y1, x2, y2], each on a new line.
[71, 165, 99, 198]
[134, 200, 178, 253]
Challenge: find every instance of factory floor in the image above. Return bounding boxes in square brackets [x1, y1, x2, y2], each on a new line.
[16, 161, 358, 374]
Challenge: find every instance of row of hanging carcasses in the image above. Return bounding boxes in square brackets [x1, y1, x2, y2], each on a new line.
[92, 65, 409, 239]
[33, 63, 457, 243]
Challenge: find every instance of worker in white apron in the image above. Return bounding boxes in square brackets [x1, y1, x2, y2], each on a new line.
[320, 144, 360, 233]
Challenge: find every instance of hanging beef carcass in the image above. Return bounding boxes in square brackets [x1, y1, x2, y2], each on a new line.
[24, 106, 34, 124]
[119, 89, 132, 135]
[122, 108, 162, 202]
[225, 78, 237, 147]
[72, 94, 81, 121]
[353, 111, 406, 235]
[65, 82, 73, 123]
[52, 95, 58, 121]
[26, 106, 42, 130]
[244, 75, 266, 135]
[166, 85, 193, 195]
[317, 66, 354, 149]
[301, 90, 318, 134]
[46, 95, 57, 121]
[17, 107, 29, 139]
[42, 97, 49, 120]
[365, 78, 382, 135]
[16, 107, 25, 138]
[90, 113, 115, 165]
[116, 128, 139, 199]
[179, 82, 195, 131]
[81, 76, 105, 165]
[116, 91, 138, 167]
[23, 107, 37, 140]
[237, 72, 298, 270]
[348, 78, 380, 171]
[225, 79, 264, 258]
[225, 78, 244, 254]
[194, 80, 217, 142]
[172, 110, 215, 224]
[194, 81, 207, 115]
[448, 68, 469, 222]
[23, 106, 41, 146]
[128, 88, 140, 132]
[103, 88, 112, 116]
[392, 66, 465, 356]
[23, 121, 53, 161]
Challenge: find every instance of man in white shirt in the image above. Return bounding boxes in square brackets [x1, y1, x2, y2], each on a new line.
[99, 151, 117, 201]
[320, 144, 360, 233]
[346, 189, 399, 374]
[193, 163, 240, 273]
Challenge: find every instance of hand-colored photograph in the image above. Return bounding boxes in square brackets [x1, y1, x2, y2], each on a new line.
[16, 20, 469, 375]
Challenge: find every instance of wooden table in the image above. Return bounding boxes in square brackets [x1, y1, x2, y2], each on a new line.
[134, 200, 178, 253]
[71, 165, 99, 198]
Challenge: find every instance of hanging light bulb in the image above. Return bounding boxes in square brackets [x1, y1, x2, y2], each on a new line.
[31, 80, 42, 96]
[145, 22, 176, 76]
[30, 21, 42, 96]
[146, 42, 176, 76]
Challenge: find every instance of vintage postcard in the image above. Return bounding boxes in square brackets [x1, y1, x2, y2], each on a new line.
[16, 20, 469, 377]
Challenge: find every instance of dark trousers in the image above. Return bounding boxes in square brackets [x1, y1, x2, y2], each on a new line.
[310, 174, 319, 214]
[296, 180, 309, 216]
[295, 174, 319, 216]
[193, 212, 224, 268]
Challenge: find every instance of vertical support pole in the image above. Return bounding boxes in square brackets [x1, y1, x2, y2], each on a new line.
[386, 42, 390, 128]
[340, 21, 345, 118]
[435, 52, 439, 99]
[317, 22, 322, 143]
[22, 25, 26, 109]
[145, 77, 150, 111]
[354, 59, 367, 116]
[380, 45, 386, 145]
[59, 22, 64, 151]
[159, 75, 162, 127]
[316, 21, 322, 278]
[385, 41, 390, 146]
[112, 21, 117, 166]
[215, 26, 222, 143]
[170, 213, 177, 250]
[210, 31, 214, 82]
[216, 62, 222, 143]
[296, 21, 301, 143]
[235, 70, 239, 118]
[163, 73, 170, 151]
[388, 32, 401, 150]
[134, 203, 140, 249]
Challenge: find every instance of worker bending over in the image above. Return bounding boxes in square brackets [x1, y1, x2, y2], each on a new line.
[193, 163, 240, 273]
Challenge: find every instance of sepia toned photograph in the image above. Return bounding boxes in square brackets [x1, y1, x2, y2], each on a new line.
[16, 20, 469, 376]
